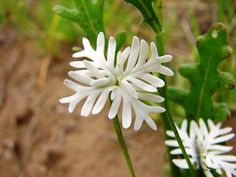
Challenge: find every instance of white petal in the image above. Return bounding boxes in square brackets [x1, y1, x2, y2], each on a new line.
[209, 145, 233, 152]
[165, 140, 179, 147]
[92, 89, 111, 114]
[181, 120, 188, 131]
[108, 92, 122, 119]
[59, 94, 77, 104]
[172, 149, 185, 156]
[121, 47, 130, 61]
[125, 36, 139, 72]
[157, 65, 174, 76]
[190, 120, 199, 139]
[173, 159, 189, 169]
[111, 89, 117, 100]
[166, 130, 175, 137]
[91, 77, 112, 88]
[216, 168, 222, 175]
[150, 42, 158, 60]
[205, 157, 221, 169]
[170, 148, 193, 155]
[145, 116, 157, 130]
[219, 127, 233, 135]
[216, 122, 223, 129]
[158, 55, 173, 63]
[83, 60, 104, 78]
[138, 93, 164, 103]
[72, 70, 92, 77]
[143, 59, 174, 76]
[170, 149, 184, 155]
[116, 47, 131, 76]
[64, 79, 89, 92]
[208, 119, 215, 130]
[68, 71, 93, 85]
[82, 37, 93, 51]
[199, 119, 208, 135]
[122, 98, 132, 129]
[59, 94, 86, 113]
[148, 106, 166, 113]
[69, 61, 86, 68]
[73, 37, 93, 58]
[116, 51, 124, 74]
[212, 127, 233, 138]
[134, 116, 144, 131]
[121, 80, 138, 98]
[134, 39, 148, 70]
[217, 155, 236, 162]
[126, 77, 157, 92]
[225, 169, 234, 177]
[107, 37, 116, 67]
[68, 102, 78, 113]
[117, 48, 128, 66]
[68, 95, 85, 113]
[72, 50, 86, 58]
[81, 92, 99, 117]
[137, 73, 165, 88]
[96, 32, 105, 55]
[212, 133, 234, 144]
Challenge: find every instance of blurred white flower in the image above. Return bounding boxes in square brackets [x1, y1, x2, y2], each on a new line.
[166, 119, 236, 177]
[60, 32, 173, 130]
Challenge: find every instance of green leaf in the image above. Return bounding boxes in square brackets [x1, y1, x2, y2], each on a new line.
[124, 0, 162, 32]
[167, 23, 235, 121]
[53, 5, 79, 23]
[115, 32, 127, 51]
[213, 103, 231, 122]
[54, 0, 104, 46]
[153, 0, 163, 26]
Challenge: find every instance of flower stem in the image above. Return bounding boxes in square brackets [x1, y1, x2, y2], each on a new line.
[156, 30, 197, 177]
[156, 32, 181, 177]
[151, 1, 196, 177]
[150, 1, 181, 177]
[112, 116, 136, 177]
[160, 93, 197, 177]
[156, 21, 197, 177]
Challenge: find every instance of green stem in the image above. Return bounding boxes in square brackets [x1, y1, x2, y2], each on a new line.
[113, 116, 136, 177]
[156, 23, 197, 177]
[137, 0, 162, 33]
[156, 31, 181, 177]
[152, 1, 196, 177]
[160, 88, 197, 177]
[151, 2, 180, 177]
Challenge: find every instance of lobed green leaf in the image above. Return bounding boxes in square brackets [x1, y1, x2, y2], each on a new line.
[54, 0, 104, 46]
[167, 23, 235, 121]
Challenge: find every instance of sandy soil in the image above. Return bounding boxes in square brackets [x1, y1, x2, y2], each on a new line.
[0, 29, 167, 177]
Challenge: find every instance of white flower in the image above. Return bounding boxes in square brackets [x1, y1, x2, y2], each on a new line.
[59, 32, 173, 130]
[165, 119, 236, 177]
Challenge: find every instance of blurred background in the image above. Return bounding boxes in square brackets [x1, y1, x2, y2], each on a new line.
[0, 0, 235, 177]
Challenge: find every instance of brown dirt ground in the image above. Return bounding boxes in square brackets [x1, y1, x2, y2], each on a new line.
[0, 29, 167, 177]
[0, 28, 235, 177]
